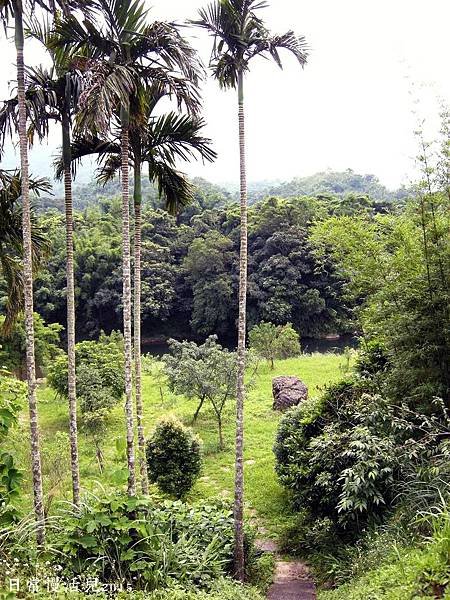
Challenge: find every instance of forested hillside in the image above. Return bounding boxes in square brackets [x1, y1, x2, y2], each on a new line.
[2, 191, 383, 343]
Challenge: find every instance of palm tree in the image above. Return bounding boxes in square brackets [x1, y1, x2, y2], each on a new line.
[0, 0, 49, 546]
[0, 0, 96, 544]
[0, 49, 85, 506]
[193, 0, 308, 579]
[54, 0, 203, 495]
[0, 169, 50, 333]
[56, 88, 216, 493]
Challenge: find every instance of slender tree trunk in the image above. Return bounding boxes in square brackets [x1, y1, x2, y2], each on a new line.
[120, 108, 136, 496]
[234, 69, 247, 582]
[133, 158, 149, 495]
[62, 90, 80, 507]
[217, 413, 224, 451]
[192, 395, 206, 423]
[14, 1, 45, 546]
[95, 442, 104, 474]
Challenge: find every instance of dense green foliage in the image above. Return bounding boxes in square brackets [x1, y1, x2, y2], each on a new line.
[47, 332, 124, 401]
[52, 494, 245, 590]
[249, 321, 300, 368]
[0, 375, 25, 521]
[23, 192, 365, 342]
[146, 417, 202, 498]
[312, 195, 450, 410]
[0, 313, 62, 377]
[274, 380, 396, 535]
[318, 506, 450, 599]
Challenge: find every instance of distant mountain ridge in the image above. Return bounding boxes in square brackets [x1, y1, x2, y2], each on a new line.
[38, 169, 410, 212]
[221, 169, 410, 204]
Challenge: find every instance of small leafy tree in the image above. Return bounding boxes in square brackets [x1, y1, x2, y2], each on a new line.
[142, 355, 168, 404]
[249, 322, 300, 369]
[48, 333, 124, 401]
[146, 416, 202, 498]
[47, 335, 124, 473]
[163, 336, 237, 449]
[77, 364, 119, 473]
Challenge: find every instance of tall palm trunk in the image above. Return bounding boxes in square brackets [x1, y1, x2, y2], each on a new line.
[121, 105, 136, 496]
[133, 157, 149, 494]
[14, 0, 45, 546]
[62, 83, 80, 507]
[234, 68, 247, 582]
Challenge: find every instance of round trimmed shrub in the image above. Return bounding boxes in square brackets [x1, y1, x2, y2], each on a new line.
[146, 416, 202, 498]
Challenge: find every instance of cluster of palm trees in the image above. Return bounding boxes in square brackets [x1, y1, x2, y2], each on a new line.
[0, 0, 307, 579]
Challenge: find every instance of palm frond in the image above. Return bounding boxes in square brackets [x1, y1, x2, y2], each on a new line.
[0, 67, 60, 155]
[1, 254, 24, 336]
[53, 135, 121, 179]
[144, 112, 216, 165]
[0, 169, 51, 334]
[130, 20, 203, 86]
[76, 63, 136, 134]
[248, 30, 309, 67]
[96, 151, 122, 185]
[149, 160, 193, 215]
[137, 67, 201, 116]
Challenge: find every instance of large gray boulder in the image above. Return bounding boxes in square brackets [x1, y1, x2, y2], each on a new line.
[272, 376, 308, 411]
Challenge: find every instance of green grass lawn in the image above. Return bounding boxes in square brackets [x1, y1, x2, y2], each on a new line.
[14, 352, 345, 535]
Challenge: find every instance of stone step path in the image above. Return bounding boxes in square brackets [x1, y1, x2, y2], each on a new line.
[256, 537, 316, 600]
[268, 560, 316, 600]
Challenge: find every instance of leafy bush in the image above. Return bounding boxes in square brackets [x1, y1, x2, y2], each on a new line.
[0, 375, 25, 521]
[249, 321, 300, 369]
[146, 417, 202, 498]
[0, 313, 62, 376]
[318, 504, 450, 600]
[48, 332, 124, 400]
[52, 494, 241, 591]
[353, 339, 389, 381]
[274, 380, 396, 535]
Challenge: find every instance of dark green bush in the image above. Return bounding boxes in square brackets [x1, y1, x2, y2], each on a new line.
[274, 380, 396, 535]
[146, 417, 202, 498]
[279, 511, 337, 556]
[354, 339, 389, 382]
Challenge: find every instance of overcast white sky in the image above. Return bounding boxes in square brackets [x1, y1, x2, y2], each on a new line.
[1, 0, 449, 188]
